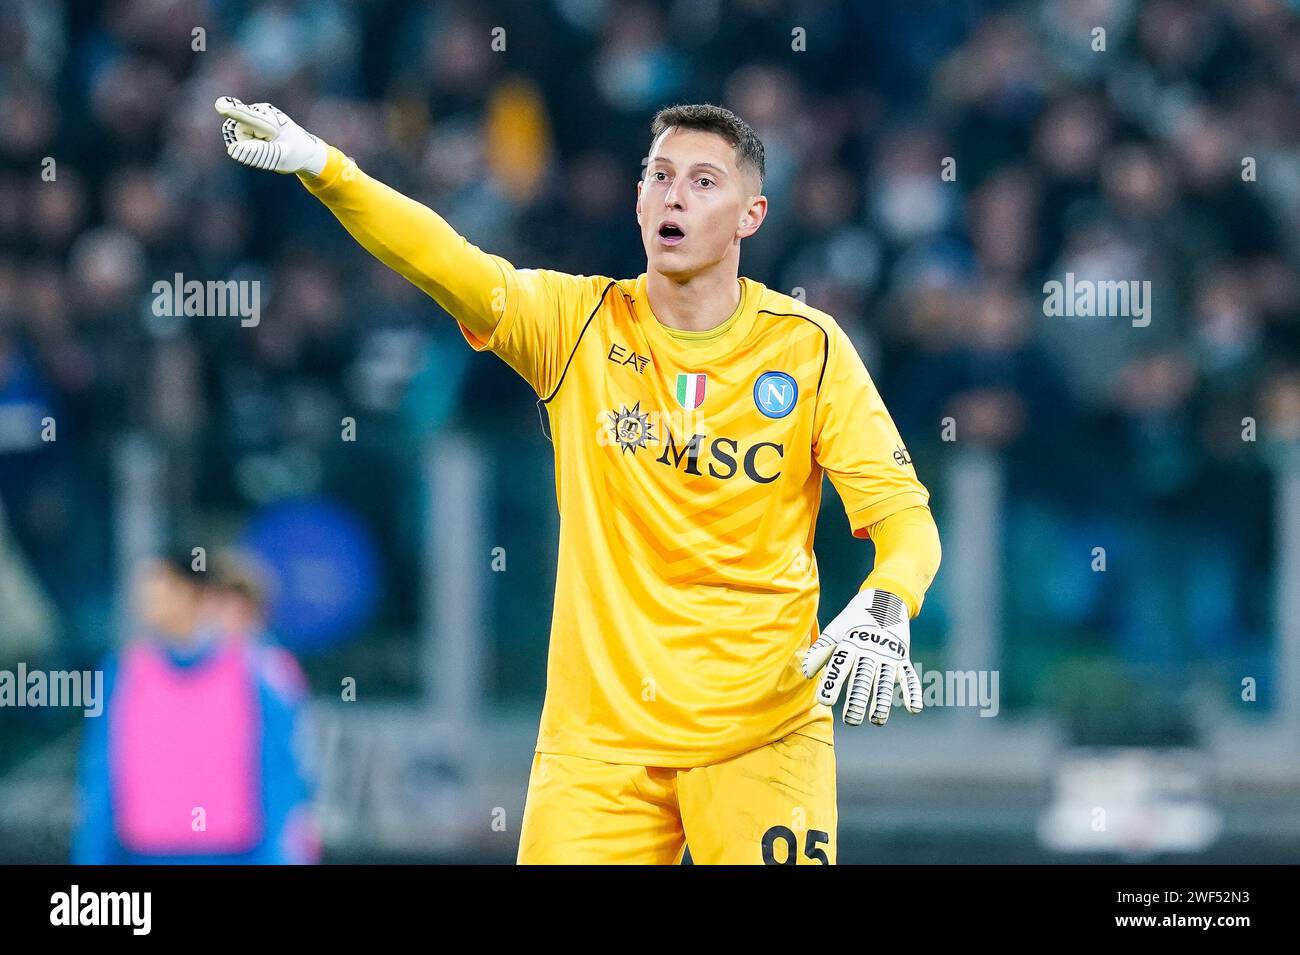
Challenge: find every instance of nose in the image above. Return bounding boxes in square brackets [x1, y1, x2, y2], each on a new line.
[662, 177, 686, 210]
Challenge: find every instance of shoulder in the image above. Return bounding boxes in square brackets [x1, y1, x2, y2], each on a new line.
[519, 270, 621, 303]
[747, 280, 844, 340]
[747, 282, 873, 396]
[613, 276, 639, 302]
[250, 643, 309, 706]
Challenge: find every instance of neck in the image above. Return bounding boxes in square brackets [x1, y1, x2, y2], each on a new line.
[646, 266, 742, 333]
[156, 612, 206, 651]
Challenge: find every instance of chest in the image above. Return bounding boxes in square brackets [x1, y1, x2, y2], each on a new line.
[554, 303, 826, 491]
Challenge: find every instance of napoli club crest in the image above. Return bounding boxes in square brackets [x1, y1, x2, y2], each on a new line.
[753, 371, 798, 418]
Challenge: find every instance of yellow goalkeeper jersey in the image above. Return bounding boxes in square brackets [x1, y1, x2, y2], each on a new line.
[302, 146, 931, 766]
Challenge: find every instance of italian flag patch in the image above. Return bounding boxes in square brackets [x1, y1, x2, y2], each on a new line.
[675, 373, 707, 410]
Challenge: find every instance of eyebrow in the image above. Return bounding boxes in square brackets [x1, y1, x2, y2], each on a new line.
[648, 156, 729, 177]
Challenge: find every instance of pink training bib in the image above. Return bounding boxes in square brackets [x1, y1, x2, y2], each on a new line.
[110, 639, 262, 854]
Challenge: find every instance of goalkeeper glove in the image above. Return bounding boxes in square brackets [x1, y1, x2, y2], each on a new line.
[801, 588, 923, 726]
[215, 96, 327, 175]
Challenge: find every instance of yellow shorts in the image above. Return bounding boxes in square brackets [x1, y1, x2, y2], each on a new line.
[517, 731, 836, 864]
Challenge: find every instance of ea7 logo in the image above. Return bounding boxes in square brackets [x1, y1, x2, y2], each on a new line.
[607, 342, 651, 373]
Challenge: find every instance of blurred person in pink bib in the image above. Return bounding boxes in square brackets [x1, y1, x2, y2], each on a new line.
[72, 548, 319, 864]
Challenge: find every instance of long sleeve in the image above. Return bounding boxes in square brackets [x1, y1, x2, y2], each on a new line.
[812, 320, 931, 533]
[297, 144, 609, 398]
[861, 505, 941, 618]
[71, 656, 119, 864]
[297, 145, 514, 341]
[249, 646, 319, 865]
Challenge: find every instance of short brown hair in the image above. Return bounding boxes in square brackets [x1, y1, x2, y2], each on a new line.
[649, 104, 765, 192]
[212, 548, 269, 611]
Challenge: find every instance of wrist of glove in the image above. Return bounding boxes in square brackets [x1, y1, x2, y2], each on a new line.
[215, 96, 328, 175]
[801, 588, 922, 726]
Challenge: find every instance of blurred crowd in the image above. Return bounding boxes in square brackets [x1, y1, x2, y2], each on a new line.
[2, 0, 1299, 724]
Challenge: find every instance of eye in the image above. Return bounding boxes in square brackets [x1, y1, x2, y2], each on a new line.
[698, 177, 714, 188]
[651, 170, 668, 182]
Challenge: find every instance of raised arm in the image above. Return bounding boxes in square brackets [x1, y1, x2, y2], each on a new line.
[215, 96, 518, 345]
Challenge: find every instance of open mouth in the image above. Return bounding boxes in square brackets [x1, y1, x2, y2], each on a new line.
[657, 221, 685, 246]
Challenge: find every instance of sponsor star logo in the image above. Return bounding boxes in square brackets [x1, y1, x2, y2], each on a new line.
[608, 401, 655, 455]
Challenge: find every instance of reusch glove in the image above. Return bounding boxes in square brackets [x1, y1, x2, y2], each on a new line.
[215, 96, 327, 175]
[802, 588, 923, 726]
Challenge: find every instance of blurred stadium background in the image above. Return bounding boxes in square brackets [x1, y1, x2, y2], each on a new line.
[2, 0, 1300, 863]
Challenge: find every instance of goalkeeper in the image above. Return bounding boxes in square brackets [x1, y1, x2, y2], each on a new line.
[216, 96, 941, 865]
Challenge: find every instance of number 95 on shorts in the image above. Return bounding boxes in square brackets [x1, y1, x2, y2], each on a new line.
[517, 731, 837, 865]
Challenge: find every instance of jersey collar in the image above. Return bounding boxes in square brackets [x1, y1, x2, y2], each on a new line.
[631, 273, 757, 365]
